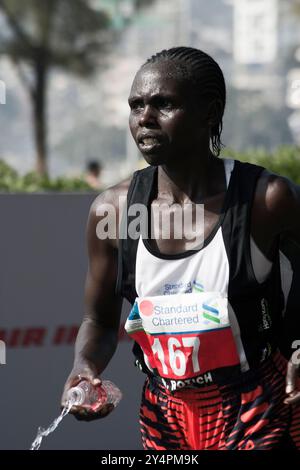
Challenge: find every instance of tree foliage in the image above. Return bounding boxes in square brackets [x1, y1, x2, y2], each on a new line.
[1, 146, 300, 192]
[0, 0, 110, 75]
[0, 159, 93, 192]
[222, 145, 300, 184]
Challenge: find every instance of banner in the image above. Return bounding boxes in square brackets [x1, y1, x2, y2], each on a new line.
[0, 194, 144, 450]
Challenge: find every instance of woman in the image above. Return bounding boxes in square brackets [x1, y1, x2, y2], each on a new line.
[62, 47, 300, 450]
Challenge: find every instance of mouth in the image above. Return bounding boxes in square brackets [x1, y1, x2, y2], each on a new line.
[137, 135, 164, 153]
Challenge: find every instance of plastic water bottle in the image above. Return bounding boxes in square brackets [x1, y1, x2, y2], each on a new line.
[30, 380, 122, 450]
[67, 380, 122, 411]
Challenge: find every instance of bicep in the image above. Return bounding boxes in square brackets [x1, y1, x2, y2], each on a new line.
[279, 180, 300, 247]
[84, 203, 122, 330]
[256, 173, 300, 244]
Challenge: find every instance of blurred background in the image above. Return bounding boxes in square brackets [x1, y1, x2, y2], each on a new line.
[1, 0, 300, 450]
[1, 0, 300, 190]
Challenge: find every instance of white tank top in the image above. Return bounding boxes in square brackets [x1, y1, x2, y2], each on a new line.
[122, 157, 293, 386]
[135, 159, 273, 299]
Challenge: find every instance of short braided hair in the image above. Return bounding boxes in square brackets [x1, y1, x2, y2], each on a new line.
[143, 47, 226, 156]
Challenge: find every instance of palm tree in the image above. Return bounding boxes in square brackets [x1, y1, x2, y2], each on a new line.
[0, 0, 122, 175]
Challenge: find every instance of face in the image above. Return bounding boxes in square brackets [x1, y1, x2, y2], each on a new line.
[128, 63, 211, 167]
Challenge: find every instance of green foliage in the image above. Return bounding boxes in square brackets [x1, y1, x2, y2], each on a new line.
[0, 160, 94, 192]
[1, 145, 300, 192]
[222, 146, 300, 185]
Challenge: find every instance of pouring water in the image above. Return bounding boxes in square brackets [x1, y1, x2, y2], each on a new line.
[30, 380, 122, 450]
[30, 398, 75, 450]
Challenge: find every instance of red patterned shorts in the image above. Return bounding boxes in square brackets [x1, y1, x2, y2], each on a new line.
[140, 352, 300, 450]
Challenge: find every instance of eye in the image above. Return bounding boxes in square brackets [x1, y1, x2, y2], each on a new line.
[156, 98, 174, 109]
[129, 99, 144, 111]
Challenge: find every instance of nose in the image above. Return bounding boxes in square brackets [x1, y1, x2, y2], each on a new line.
[139, 104, 157, 128]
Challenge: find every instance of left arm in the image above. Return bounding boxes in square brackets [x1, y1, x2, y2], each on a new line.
[265, 176, 300, 405]
[270, 177, 300, 247]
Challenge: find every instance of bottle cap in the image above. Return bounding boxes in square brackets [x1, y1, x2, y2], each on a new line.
[67, 386, 85, 406]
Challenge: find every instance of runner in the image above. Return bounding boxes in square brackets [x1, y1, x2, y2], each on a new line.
[62, 47, 300, 449]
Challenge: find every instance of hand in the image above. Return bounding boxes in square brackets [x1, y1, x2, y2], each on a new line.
[61, 364, 114, 421]
[284, 356, 300, 406]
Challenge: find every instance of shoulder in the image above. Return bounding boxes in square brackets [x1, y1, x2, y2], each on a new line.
[90, 176, 132, 214]
[87, 175, 134, 249]
[256, 168, 299, 213]
[253, 166, 300, 234]
[232, 158, 298, 211]
[90, 165, 154, 215]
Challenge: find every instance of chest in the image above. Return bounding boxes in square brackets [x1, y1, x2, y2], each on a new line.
[147, 193, 225, 254]
[136, 227, 230, 297]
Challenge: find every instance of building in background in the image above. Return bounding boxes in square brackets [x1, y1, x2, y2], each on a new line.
[0, 0, 300, 184]
[233, 0, 278, 65]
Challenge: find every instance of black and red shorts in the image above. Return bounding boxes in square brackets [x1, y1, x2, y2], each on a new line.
[139, 351, 300, 450]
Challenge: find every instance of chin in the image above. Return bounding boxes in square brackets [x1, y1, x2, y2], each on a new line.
[141, 152, 168, 167]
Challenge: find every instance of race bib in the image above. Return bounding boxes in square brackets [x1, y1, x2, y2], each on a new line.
[125, 292, 240, 380]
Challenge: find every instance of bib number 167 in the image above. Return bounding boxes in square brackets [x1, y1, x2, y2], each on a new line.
[150, 336, 200, 377]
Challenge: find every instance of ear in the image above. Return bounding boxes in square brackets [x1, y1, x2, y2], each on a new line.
[207, 99, 223, 127]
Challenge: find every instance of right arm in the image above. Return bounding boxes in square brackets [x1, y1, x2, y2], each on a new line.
[61, 191, 123, 419]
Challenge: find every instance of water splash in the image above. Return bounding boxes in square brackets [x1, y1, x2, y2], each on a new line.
[30, 399, 74, 450]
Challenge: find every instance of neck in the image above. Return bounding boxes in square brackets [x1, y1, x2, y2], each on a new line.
[158, 149, 222, 204]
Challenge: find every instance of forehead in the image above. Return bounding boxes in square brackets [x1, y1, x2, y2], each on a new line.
[129, 63, 190, 98]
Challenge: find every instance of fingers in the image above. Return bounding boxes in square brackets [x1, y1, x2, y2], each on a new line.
[284, 392, 300, 406]
[72, 371, 98, 386]
[285, 360, 297, 394]
[92, 377, 102, 386]
[71, 403, 115, 422]
[284, 359, 300, 406]
[61, 370, 100, 408]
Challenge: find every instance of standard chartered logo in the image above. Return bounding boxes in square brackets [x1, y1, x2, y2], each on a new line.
[152, 314, 200, 327]
[202, 303, 220, 324]
[139, 300, 201, 316]
[153, 302, 199, 315]
[138, 296, 227, 334]
[139, 300, 202, 331]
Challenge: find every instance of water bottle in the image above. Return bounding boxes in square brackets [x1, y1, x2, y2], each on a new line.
[67, 380, 122, 411]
